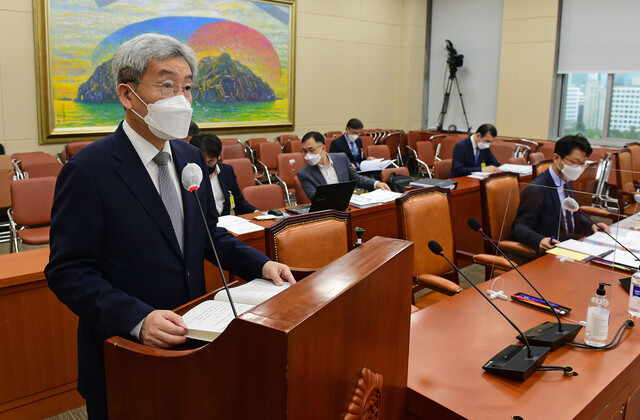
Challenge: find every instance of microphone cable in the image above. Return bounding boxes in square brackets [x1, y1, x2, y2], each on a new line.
[566, 319, 635, 351]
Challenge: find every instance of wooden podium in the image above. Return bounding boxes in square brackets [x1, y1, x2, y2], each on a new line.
[104, 236, 414, 419]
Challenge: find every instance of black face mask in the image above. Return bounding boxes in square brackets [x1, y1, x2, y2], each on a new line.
[207, 163, 217, 175]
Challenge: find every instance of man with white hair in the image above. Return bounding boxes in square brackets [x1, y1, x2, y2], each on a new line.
[45, 33, 295, 418]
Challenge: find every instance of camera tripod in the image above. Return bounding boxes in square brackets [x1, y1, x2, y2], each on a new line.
[436, 68, 471, 133]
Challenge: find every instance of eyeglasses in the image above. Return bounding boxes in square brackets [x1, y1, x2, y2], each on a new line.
[562, 158, 588, 169]
[301, 144, 323, 155]
[143, 80, 200, 100]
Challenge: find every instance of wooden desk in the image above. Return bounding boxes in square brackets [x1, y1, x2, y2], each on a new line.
[0, 248, 83, 419]
[407, 255, 640, 419]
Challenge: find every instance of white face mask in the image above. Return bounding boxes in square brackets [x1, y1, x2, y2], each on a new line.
[128, 86, 193, 140]
[347, 133, 359, 142]
[477, 141, 491, 150]
[304, 153, 321, 166]
[560, 162, 585, 181]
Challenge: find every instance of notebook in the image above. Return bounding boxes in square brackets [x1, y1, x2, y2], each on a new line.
[286, 180, 357, 214]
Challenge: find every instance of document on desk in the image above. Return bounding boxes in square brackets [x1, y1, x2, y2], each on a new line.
[554, 239, 614, 257]
[183, 279, 291, 341]
[216, 215, 265, 234]
[360, 158, 392, 171]
[358, 189, 403, 203]
[601, 249, 640, 270]
[468, 172, 490, 180]
[585, 228, 640, 252]
[498, 164, 532, 175]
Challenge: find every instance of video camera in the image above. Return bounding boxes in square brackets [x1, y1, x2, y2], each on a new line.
[445, 40, 464, 76]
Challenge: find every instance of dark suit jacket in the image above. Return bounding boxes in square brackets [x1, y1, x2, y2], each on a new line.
[216, 162, 257, 216]
[329, 135, 363, 168]
[297, 152, 376, 200]
[509, 169, 592, 251]
[45, 123, 269, 411]
[450, 136, 501, 178]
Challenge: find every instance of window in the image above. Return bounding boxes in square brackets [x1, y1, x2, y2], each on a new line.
[558, 73, 640, 142]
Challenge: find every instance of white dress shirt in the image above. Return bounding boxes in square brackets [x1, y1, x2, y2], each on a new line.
[318, 155, 340, 184]
[209, 165, 225, 215]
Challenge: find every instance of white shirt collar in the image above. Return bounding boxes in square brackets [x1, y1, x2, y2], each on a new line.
[549, 165, 565, 187]
[123, 120, 173, 165]
[470, 133, 478, 150]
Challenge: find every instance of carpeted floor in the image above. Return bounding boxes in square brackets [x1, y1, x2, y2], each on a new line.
[45, 406, 87, 420]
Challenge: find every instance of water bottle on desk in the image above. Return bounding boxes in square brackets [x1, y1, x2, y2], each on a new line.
[584, 283, 610, 347]
[628, 272, 640, 317]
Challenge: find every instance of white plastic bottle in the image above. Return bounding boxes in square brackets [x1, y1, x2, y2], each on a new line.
[584, 283, 610, 347]
[628, 272, 640, 317]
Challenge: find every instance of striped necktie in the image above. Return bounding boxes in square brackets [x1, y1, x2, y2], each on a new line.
[153, 151, 184, 254]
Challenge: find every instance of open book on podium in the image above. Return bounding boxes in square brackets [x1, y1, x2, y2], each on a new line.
[104, 236, 414, 419]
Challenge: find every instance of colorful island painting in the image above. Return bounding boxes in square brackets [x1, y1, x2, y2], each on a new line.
[44, 0, 293, 134]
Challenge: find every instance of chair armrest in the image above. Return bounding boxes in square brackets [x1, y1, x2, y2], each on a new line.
[472, 254, 514, 270]
[416, 274, 463, 295]
[497, 240, 537, 258]
[580, 205, 624, 222]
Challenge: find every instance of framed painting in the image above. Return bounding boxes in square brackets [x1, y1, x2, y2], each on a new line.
[33, 0, 296, 144]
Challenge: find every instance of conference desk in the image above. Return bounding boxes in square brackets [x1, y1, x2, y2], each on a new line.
[407, 254, 640, 419]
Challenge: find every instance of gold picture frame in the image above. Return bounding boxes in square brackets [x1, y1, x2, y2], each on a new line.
[33, 0, 296, 144]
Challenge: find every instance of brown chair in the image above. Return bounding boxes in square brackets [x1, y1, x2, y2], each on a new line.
[395, 187, 511, 299]
[276, 134, 299, 149]
[11, 152, 58, 179]
[242, 184, 285, 211]
[275, 153, 305, 205]
[381, 167, 410, 184]
[435, 137, 460, 160]
[0, 155, 14, 243]
[220, 138, 241, 146]
[532, 159, 554, 178]
[324, 131, 342, 138]
[360, 136, 374, 158]
[528, 152, 545, 165]
[18, 160, 62, 178]
[479, 172, 536, 261]
[264, 209, 352, 279]
[245, 137, 268, 165]
[416, 141, 435, 178]
[367, 145, 391, 160]
[220, 143, 246, 161]
[490, 142, 516, 164]
[293, 176, 310, 205]
[538, 142, 555, 159]
[508, 156, 527, 165]
[627, 144, 640, 183]
[8, 177, 56, 252]
[613, 149, 637, 215]
[59, 141, 91, 163]
[257, 142, 283, 184]
[223, 158, 258, 192]
[283, 139, 302, 154]
[379, 132, 403, 166]
[434, 159, 452, 179]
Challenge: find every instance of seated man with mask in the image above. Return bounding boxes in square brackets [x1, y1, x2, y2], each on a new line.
[450, 123, 501, 177]
[297, 131, 391, 200]
[329, 118, 369, 170]
[510, 134, 609, 253]
[190, 133, 259, 216]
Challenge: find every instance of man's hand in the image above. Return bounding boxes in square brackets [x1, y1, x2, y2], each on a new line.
[140, 310, 188, 348]
[539, 237, 559, 251]
[351, 163, 357, 169]
[262, 260, 296, 286]
[592, 222, 611, 234]
[375, 182, 391, 191]
[481, 165, 500, 173]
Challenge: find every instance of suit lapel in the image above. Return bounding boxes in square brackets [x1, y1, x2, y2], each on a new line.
[112, 130, 183, 259]
[172, 142, 200, 259]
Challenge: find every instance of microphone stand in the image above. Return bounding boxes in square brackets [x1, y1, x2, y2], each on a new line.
[191, 190, 238, 317]
[467, 218, 582, 350]
[429, 241, 550, 381]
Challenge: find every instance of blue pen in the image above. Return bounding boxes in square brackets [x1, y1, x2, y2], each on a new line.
[550, 235, 555, 245]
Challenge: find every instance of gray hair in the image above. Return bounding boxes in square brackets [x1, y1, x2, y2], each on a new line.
[111, 33, 198, 87]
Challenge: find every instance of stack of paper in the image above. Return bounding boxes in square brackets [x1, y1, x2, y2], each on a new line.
[216, 215, 265, 235]
[349, 190, 403, 208]
[554, 239, 613, 257]
[498, 164, 532, 175]
[359, 158, 392, 172]
[468, 172, 490, 180]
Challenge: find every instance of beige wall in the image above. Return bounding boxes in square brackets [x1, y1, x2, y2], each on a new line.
[495, 0, 559, 140]
[0, 0, 427, 155]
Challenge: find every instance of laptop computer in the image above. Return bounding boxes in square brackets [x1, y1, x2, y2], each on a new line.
[286, 180, 357, 214]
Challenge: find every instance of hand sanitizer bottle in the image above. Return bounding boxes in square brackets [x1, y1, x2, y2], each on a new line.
[628, 272, 640, 317]
[584, 283, 610, 347]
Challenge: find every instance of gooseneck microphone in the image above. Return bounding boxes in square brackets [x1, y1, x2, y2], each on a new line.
[562, 197, 640, 263]
[182, 163, 238, 317]
[467, 218, 582, 350]
[428, 240, 550, 381]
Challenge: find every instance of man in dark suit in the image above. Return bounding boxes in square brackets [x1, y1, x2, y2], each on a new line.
[329, 118, 367, 170]
[297, 131, 391, 200]
[510, 135, 609, 253]
[45, 34, 294, 419]
[190, 133, 258, 216]
[450, 123, 501, 177]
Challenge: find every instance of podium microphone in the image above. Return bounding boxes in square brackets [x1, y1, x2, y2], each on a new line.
[562, 197, 640, 263]
[428, 241, 549, 381]
[182, 163, 238, 317]
[467, 218, 582, 350]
